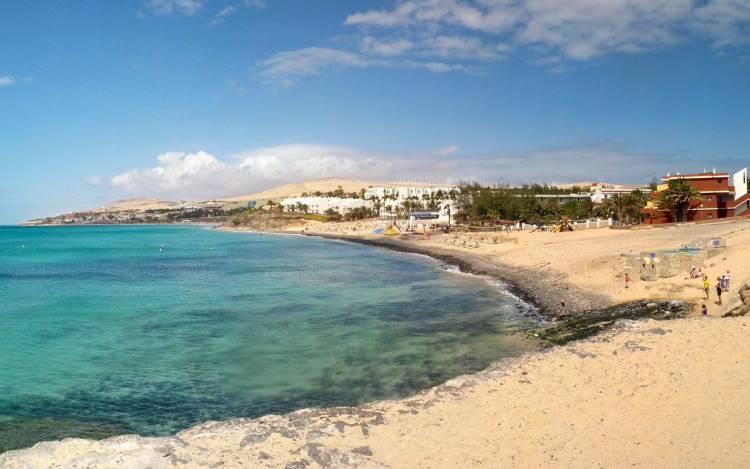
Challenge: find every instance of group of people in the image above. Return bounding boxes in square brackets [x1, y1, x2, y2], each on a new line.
[701, 270, 732, 314]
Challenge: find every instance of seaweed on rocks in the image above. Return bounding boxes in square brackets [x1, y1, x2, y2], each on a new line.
[534, 300, 689, 345]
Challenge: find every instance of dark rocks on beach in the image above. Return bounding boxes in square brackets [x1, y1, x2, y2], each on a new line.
[304, 443, 333, 467]
[739, 283, 750, 305]
[725, 283, 750, 316]
[285, 461, 310, 469]
[240, 431, 270, 447]
[352, 446, 373, 456]
[724, 304, 750, 317]
[534, 300, 689, 346]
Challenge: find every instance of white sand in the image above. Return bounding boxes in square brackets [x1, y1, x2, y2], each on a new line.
[3, 318, 749, 468]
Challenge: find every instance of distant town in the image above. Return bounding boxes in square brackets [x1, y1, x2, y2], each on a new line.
[25, 168, 750, 229]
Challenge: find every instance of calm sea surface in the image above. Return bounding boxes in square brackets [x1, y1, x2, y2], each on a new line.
[0, 225, 537, 452]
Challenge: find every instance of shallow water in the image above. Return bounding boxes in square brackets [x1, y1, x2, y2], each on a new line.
[0, 225, 537, 452]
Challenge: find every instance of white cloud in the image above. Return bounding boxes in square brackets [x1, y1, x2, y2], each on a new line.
[335, 0, 750, 74]
[361, 36, 414, 56]
[423, 35, 505, 61]
[106, 142, 739, 200]
[236, 144, 393, 180]
[345, 0, 524, 33]
[414, 61, 474, 73]
[252, 39, 490, 84]
[243, 0, 266, 7]
[693, 0, 750, 48]
[436, 144, 460, 156]
[146, 0, 204, 16]
[0, 76, 16, 87]
[108, 145, 396, 199]
[253, 47, 380, 85]
[517, 0, 693, 61]
[209, 5, 236, 25]
[111, 151, 229, 197]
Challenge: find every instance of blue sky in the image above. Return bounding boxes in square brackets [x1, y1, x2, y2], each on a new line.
[1, 0, 749, 223]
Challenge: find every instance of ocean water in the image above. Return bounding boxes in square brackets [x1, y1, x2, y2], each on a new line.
[0, 225, 537, 452]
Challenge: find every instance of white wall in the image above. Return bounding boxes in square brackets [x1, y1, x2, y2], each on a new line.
[733, 168, 748, 199]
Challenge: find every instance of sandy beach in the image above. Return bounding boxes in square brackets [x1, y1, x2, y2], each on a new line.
[3, 220, 750, 468]
[302, 218, 750, 317]
[3, 317, 749, 468]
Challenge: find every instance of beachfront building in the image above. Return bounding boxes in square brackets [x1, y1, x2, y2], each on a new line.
[406, 199, 456, 226]
[281, 196, 372, 215]
[641, 168, 750, 224]
[534, 193, 592, 204]
[364, 185, 457, 201]
[589, 182, 652, 203]
[365, 185, 458, 223]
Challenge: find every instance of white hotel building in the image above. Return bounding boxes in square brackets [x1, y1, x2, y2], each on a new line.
[281, 185, 459, 224]
[589, 182, 652, 203]
[281, 197, 372, 215]
[368, 185, 458, 224]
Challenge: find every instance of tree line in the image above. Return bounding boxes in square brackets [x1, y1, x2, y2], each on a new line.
[452, 184, 651, 225]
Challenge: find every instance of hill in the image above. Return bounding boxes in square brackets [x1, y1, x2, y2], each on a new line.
[219, 178, 381, 203]
[97, 198, 179, 211]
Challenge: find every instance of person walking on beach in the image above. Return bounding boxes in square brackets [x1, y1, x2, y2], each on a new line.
[725, 270, 731, 291]
[624, 272, 631, 289]
[703, 275, 711, 300]
[716, 277, 723, 305]
[702, 304, 708, 316]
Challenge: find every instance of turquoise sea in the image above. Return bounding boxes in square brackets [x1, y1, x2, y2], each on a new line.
[0, 225, 538, 452]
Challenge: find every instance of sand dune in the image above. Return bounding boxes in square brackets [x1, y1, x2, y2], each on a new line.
[219, 178, 380, 203]
[97, 198, 179, 211]
[220, 177, 453, 203]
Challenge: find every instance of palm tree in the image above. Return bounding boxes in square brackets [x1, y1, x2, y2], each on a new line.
[542, 198, 560, 220]
[610, 193, 631, 224]
[657, 179, 703, 222]
[627, 189, 649, 224]
[594, 198, 614, 220]
[368, 195, 383, 216]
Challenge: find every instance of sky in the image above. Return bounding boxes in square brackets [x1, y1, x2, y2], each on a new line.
[1, 0, 749, 223]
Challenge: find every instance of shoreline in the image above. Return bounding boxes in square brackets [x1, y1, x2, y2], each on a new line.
[4, 317, 748, 468]
[3, 223, 749, 467]
[299, 231, 611, 318]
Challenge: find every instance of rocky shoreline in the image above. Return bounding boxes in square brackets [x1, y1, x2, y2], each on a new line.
[300, 232, 694, 345]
